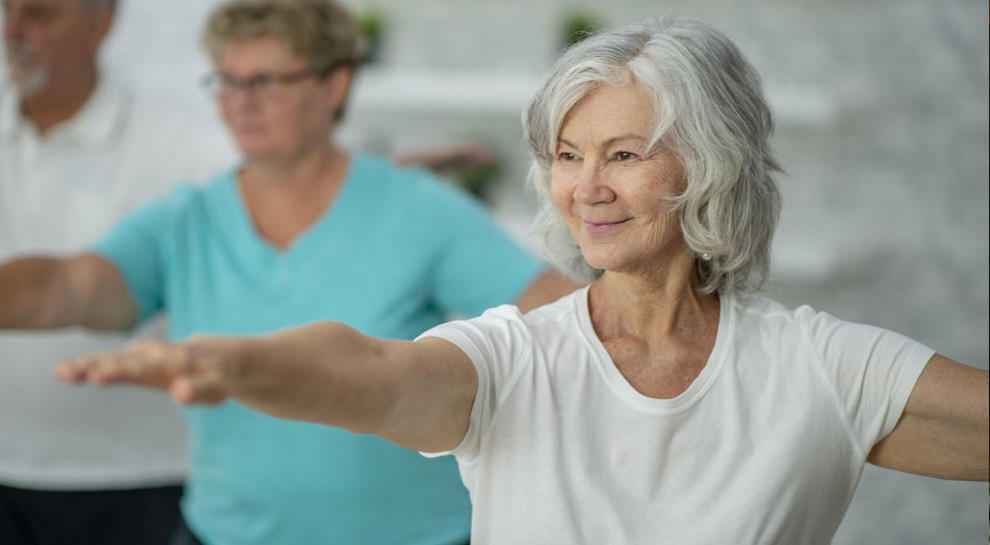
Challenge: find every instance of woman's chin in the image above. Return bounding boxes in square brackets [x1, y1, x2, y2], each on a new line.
[238, 146, 282, 164]
[580, 252, 624, 274]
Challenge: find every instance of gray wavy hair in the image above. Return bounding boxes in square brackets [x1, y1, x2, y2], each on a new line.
[523, 17, 782, 296]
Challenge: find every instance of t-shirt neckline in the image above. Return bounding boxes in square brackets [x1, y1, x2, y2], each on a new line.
[223, 153, 363, 259]
[572, 284, 735, 414]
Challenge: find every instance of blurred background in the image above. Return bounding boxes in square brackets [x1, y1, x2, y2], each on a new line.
[2, 0, 987, 542]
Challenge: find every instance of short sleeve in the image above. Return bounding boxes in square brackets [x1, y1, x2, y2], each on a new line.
[90, 192, 178, 322]
[416, 305, 534, 460]
[411, 170, 544, 317]
[800, 308, 935, 453]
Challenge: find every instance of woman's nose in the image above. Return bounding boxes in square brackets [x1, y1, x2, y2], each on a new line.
[573, 166, 615, 205]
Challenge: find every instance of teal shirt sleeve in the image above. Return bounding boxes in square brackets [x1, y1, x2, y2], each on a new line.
[410, 169, 544, 318]
[90, 192, 177, 322]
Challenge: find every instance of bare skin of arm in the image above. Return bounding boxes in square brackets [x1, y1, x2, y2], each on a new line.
[513, 270, 581, 313]
[47, 267, 571, 452]
[55, 323, 990, 476]
[54, 322, 477, 453]
[868, 353, 989, 481]
[0, 254, 138, 331]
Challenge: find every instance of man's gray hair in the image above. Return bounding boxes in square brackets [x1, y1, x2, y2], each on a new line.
[80, 0, 116, 14]
[523, 16, 782, 296]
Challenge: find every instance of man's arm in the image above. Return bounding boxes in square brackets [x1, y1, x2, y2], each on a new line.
[867, 353, 989, 481]
[0, 254, 138, 331]
[54, 321, 478, 453]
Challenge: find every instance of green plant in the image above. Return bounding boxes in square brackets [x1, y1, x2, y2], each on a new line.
[560, 10, 605, 50]
[356, 8, 386, 63]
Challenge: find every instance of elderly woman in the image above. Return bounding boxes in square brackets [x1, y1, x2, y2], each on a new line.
[55, 16, 987, 544]
[0, 0, 574, 544]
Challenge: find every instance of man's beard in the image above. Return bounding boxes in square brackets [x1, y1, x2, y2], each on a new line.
[4, 42, 50, 98]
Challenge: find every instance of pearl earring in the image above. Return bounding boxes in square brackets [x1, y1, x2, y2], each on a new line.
[701, 252, 712, 261]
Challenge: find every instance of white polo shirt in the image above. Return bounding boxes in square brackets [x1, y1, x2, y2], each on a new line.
[0, 79, 237, 489]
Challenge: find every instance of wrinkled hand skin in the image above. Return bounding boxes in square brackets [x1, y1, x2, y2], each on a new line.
[53, 336, 237, 405]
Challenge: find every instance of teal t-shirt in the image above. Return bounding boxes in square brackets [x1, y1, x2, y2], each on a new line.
[93, 154, 544, 545]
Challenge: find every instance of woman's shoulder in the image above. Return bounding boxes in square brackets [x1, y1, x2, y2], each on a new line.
[349, 153, 427, 190]
[481, 287, 587, 346]
[732, 293, 912, 356]
[732, 294, 828, 346]
[351, 152, 481, 210]
[138, 168, 239, 223]
[436, 288, 586, 343]
[521, 285, 586, 323]
[735, 293, 820, 325]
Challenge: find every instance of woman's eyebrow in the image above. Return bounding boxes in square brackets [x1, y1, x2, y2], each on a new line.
[557, 135, 647, 149]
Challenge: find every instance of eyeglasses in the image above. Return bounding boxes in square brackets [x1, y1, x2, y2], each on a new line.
[201, 68, 319, 99]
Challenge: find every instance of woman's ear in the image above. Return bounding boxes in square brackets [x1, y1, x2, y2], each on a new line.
[324, 66, 355, 114]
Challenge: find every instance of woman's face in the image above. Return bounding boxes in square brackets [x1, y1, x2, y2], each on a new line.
[215, 37, 348, 162]
[551, 83, 689, 276]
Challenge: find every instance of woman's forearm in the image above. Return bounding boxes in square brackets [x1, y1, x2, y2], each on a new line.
[0, 254, 137, 331]
[230, 321, 398, 434]
[55, 319, 475, 451]
[0, 257, 64, 328]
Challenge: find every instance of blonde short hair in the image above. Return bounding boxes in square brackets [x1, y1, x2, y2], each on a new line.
[202, 0, 366, 76]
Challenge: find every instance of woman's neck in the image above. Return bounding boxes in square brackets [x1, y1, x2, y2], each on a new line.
[589, 249, 719, 344]
[588, 250, 721, 399]
[238, 143, 350, 249]
[243, 142, 346, 198]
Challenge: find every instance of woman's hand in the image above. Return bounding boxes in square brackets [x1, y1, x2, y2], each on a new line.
[52, 321, 477, 452]
[53, 335, 245, 405]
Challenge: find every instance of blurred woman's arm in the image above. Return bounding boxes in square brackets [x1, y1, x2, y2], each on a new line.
[514, 270, 581, 313]
[54, 321, 478, 453]
[868, 354, 989, 481]
[0, 254, 138, 331]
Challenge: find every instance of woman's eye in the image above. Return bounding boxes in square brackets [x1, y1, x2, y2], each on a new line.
[557, 152, 578, 162]
[256, 74, 280, 89]
[612, 151, 637, 161]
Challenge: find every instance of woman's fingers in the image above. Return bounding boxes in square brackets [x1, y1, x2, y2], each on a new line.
[54, 351, 147, 386]
[53, 338, 231, 405]
[53, 354, 102, 383]
[170, 371, 229, 406]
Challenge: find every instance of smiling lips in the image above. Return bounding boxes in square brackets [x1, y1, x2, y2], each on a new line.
[584, 218, 631, 234]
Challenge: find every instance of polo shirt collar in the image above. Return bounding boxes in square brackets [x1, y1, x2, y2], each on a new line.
[0, 86, 21, 140]
[0, 77, 124, 146]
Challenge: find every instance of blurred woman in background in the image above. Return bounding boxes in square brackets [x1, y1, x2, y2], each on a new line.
[0, 0, 573, 544]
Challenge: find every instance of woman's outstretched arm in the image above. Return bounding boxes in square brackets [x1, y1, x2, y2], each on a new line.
[54, 322, 477, 453]
[868, 354, 989, 481]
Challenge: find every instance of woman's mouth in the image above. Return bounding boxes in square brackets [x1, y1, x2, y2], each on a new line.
[584, 218, 631, 234]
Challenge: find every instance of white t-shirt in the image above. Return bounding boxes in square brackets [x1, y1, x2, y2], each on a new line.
[420, 286, 933, 544]
[0, 79, 237, 489]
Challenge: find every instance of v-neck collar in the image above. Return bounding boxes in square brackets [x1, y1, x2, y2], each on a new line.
[222, 154, 362, 260]
[573, 284, 735, 414]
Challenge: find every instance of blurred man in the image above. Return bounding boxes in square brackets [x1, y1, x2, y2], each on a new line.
[0, 1, 234, 543]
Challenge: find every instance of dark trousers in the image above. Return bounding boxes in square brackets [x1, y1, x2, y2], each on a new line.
[0, 482, 182, 545]
[167, 514, 469, 545]
[168, 515, 204, 545]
